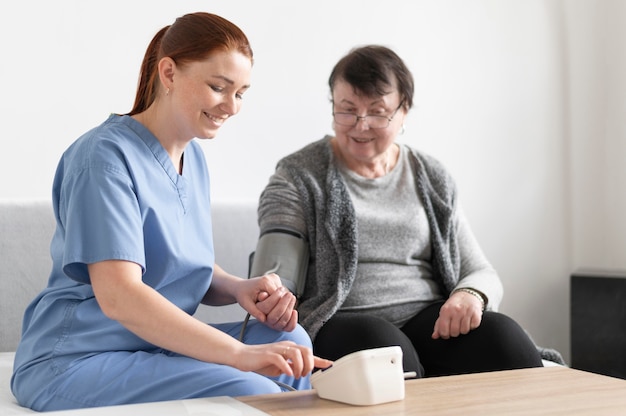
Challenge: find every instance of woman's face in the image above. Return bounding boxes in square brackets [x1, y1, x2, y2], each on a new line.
[331, 79, 406, 166]
[169, 50, 252, 140]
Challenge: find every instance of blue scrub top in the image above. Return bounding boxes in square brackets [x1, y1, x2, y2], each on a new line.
[14, 114, 215, 373]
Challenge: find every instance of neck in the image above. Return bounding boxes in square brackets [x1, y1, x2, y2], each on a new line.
[332, 140, 397, 179]
[132, 108, 186, 175]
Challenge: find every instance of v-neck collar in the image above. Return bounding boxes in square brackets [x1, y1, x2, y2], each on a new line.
[115, 114, 189, 212]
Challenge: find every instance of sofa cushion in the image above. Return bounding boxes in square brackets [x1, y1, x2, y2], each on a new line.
[0, 201, 55, 353]
[0, 200, 259, 352]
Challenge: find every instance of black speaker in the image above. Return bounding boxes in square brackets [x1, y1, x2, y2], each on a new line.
[571, 269, 626, 379]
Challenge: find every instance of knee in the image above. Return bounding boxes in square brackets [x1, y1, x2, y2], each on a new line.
[480, 312, 529, 341]
[320, 314, 395, 338]
[279, 324, 313, 349]
[222, 372, 283, 396]
[315, 313, 408, 352]
[241, 321, 313, 349]
[478, 312, 541, 363]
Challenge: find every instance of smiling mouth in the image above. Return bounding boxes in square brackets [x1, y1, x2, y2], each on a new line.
[351, 136, 374, 143]
[204, 112, 227, 126]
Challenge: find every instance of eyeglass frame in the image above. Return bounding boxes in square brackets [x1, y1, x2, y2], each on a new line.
[332, 102, 404, 129]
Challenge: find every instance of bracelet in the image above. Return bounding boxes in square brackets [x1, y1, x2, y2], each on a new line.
[453, 288, 486, 311]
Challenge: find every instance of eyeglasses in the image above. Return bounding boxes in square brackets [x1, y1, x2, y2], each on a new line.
[332, 103, 403, 129]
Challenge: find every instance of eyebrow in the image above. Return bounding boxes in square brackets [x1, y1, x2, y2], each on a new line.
[212, 74, 250, 90]
[336, 98, 387, 107]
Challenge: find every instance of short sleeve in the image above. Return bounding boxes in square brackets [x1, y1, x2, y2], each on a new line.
[59, 162, 145, 284]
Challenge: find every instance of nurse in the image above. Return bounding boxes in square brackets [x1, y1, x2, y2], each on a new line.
[11, 11, 330, 412]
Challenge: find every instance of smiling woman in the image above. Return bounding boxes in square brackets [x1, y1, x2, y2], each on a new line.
[132, 49, 252, 162]
[128, 14, 253, 162]
[10, 11, 330, 413]
[256, 44, 555, 379]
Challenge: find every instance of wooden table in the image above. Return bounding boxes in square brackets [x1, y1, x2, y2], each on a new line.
[238, 366, 626, 415]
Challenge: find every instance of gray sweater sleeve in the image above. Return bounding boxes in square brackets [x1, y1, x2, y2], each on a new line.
[257, 137, 359, 338]
[453, 205, 503, 310]
[257, 166, 307, 237]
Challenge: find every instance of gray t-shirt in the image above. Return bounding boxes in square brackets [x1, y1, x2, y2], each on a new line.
[337, 144, 444, 326]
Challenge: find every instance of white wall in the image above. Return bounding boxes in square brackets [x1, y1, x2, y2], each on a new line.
[2, 0, 625, 364]
[565, 0, 626, 270]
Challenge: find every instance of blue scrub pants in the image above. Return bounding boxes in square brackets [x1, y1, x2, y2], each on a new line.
[13, 320, 313, 412]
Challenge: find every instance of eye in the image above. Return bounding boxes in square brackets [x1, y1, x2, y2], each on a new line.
[369, 107, 388, 116]
[210, 85, 224, 93]
[336, 106, 357, 114]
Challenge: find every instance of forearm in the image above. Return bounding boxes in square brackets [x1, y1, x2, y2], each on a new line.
[119, 283, 242, 366]
[90, 261, 243, 367]
[202, 263, 241, 306]
[455, 206, 503, 310]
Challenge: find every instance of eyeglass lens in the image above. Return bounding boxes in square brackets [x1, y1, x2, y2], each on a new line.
[333, 114, 390, 128]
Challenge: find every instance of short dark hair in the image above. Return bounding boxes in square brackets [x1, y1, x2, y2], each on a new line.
[328, 45, 413, 111]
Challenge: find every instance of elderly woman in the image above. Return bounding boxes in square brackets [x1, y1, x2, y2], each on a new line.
[257, 45, 549, 377]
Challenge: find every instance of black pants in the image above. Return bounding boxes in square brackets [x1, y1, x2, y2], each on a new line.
[313, 301, 543, 378]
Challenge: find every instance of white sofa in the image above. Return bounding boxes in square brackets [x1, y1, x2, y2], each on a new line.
[0, 199, 258, 414]
[0, 199, 562, 414]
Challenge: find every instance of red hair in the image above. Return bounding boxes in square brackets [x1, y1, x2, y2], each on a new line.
[127, 12, 253, 116]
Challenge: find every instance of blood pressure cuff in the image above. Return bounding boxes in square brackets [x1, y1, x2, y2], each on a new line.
[249, 227, 309, 298]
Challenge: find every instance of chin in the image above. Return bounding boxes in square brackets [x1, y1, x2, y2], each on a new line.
[196, 131, 219, 140]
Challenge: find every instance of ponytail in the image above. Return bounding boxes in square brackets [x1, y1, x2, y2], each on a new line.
[127, 26, 169, 116]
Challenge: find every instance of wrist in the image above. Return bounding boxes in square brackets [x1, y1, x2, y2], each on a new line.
[452, 287, 486, 311]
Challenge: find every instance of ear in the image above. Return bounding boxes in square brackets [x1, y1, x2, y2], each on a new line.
[397, 105, 408, 124]
[157, 57, 176, 93]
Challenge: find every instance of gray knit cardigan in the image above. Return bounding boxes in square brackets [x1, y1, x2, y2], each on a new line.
[258, 136, 565, 365]
[259, 136, 461, 338]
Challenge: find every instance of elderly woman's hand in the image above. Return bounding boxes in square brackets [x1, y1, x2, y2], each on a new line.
[431, 290, 484, 339]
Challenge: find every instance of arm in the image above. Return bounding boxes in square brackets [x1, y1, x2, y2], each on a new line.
[89, 260, 328, 377]
[258, 166, 308, 237]
[253, 167, 313, 331]
[432, 205, 503, 339]
[453, 205, 503, 310]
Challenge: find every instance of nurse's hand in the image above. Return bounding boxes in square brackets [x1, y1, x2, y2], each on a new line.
[235, 341, 332, 379]
[237, 273, 298, 332]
